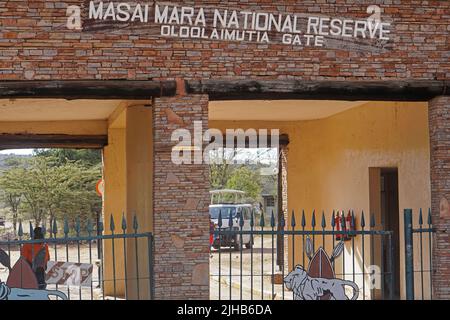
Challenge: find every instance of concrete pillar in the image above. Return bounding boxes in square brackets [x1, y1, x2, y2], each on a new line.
[152, 95, 210, 300]
[102, 106, 153, 299]
[103, 128, 127, 297]
[428, 96, 450, 299]
[125, 105, 153, 300]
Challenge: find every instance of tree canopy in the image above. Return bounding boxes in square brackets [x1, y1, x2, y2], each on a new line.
[0, 149, 102, 235]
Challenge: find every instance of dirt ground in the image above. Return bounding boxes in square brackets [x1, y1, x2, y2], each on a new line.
[209, 235, 294, 300]
[0, 244, 107, 300]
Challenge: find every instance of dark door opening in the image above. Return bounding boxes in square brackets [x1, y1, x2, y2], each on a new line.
[369, 167, 400, 300]
[380, 168, 400, 300]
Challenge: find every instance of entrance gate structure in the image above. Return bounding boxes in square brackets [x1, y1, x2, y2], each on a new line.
[210, 208, 435, 300]
[0, 215, 153, 300]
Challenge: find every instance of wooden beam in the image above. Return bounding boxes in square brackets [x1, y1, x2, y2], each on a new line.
[186, 80, 449, 101]
[0, 134, 107, 149]
[2, 79, 447, 101]
[0, 80, 176, 100]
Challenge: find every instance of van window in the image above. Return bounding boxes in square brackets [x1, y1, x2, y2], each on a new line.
[210, 207, 236, 219]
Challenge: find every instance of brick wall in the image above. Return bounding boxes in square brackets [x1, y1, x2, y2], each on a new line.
[0, 1, 448, 81]
[428, 96, 450, 299]
[1, 0, 450, 300]
[152, 95, 210, 299]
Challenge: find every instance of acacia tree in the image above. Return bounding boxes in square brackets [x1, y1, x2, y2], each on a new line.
[209, 148, 239, 190]
[0, 168, 24, 235]
[0, 152, 102, 230]
[226, 166, 262, 201]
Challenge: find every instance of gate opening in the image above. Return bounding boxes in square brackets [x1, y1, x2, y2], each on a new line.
[208, 142, 284, 300]
[380, 168, 400, 300]
[0, 147, 153, 300]
[209, 99, 432, 300]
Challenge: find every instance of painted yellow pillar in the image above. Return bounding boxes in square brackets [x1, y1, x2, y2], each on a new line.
[103, 127, 127, 297]
[102, 105, 153, 299]
[124, 105, 153, 300]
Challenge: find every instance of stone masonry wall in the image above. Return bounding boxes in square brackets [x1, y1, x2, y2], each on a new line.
[152, 94, 210, 299]
[1, 0, 450, 300]
[428, 96, 450, 299]
[0, 1, 448, 81]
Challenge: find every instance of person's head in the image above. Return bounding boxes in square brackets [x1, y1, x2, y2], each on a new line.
[33, 227, 44, 240]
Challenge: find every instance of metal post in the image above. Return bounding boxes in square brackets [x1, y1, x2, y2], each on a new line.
[404, 209, 414, 300]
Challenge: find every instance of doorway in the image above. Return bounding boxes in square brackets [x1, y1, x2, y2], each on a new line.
[369, 167, 400, 300]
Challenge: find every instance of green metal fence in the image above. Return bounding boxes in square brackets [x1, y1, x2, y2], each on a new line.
[210, 209, 395, 300]
[0, 215, 154, 300]
[404, 208, 434, 300]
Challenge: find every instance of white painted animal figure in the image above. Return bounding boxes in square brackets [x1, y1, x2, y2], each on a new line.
[284, 265, 359, 300]
[0, 282, 67, 300]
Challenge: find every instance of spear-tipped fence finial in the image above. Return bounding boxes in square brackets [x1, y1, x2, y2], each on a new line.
[239, 211, 245, 228]
[18, 220, 23, 238]
[218, 210, 223, 228]
[52, 218, 58, 236]
[311, 210, 316, 228]
[87, 218, 93, 236]
[133, 213, 138, 232]
[351, 210, 356, 229]
[122, 213, 127, 232]
[110, 214, 115, 232]
[75, 217, 81, 236]
[270, 210, 275, 228]
[291, 210, 296, 229]
[63, 217, 69, 237]
[361, 211, 366, 228]
[321, 211, 326, 229]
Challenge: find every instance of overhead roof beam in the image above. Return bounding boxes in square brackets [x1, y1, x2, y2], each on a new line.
[186, 79, 449, 101]
[0, 134, 107, 149]
[0, 80, 177, 100]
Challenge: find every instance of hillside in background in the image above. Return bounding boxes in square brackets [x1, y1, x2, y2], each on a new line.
[0, 153, 31, 172]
